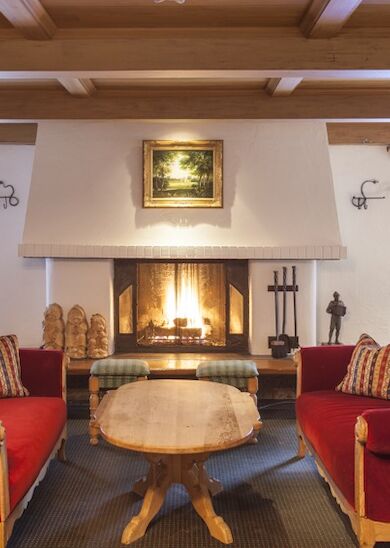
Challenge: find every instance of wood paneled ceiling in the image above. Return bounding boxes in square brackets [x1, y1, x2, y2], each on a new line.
[1, 0, 390, 119]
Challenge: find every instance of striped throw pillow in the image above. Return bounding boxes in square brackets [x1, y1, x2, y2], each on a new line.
[337, 333, 390, 400]
[0, 335, 28, 398]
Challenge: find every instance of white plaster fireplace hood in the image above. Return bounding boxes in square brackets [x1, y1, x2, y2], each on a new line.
[20, 120, 345, 260]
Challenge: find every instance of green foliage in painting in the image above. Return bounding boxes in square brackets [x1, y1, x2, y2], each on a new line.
[152, 149, 214, 198]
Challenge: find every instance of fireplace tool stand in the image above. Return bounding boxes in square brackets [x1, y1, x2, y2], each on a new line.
[268, 266, 299, 358]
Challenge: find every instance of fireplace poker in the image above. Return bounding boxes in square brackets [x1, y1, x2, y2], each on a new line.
[282, 267, 287, 336]
[273, 270, 279, 340]
[279, 266, 291, 352]
[270, 270, 288, 358]
[292, 265, 298, 347]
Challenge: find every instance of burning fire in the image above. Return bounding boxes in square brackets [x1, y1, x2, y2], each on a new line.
[164, 266, 208, 338]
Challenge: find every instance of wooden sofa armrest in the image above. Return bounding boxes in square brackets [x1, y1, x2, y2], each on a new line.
[295, 345, 354, 396]
[0, 423, 10, 524]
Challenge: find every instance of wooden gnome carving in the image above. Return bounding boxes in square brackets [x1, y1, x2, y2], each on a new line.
[65, 305, 88, 359]
[87, 313, 109, 359]
[42, 303, 65, 350]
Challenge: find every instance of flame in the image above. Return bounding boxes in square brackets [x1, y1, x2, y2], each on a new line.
[165, 265, 207, 337]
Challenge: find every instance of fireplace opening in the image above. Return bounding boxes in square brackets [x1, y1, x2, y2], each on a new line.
[114, 259, 248, 353]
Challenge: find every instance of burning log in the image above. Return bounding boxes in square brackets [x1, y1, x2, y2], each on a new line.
[178, 327, 202, 338]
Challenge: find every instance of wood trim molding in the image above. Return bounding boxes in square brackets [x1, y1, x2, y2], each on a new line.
[301, 0, 363, 38]
[294, 350, 303, 398]
[0, 0, 56, 40]
[327, 123, 390, 145]
[0, 123, 37, 145]
[355, 415, 368, 518]
[0, 422, 10, 523]
[18, 244, 347, 260]
[266, 78, 303, 96]
[58, 78, 96, 97]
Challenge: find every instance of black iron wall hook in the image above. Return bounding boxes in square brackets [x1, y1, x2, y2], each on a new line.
[0, 181, 19, 209]
[351, 179, 385, 210]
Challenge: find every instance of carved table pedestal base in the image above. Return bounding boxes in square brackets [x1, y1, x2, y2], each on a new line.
[122, 452, 232, 545]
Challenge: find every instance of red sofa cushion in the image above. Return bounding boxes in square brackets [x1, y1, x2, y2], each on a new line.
[363, 409, 390, 455]
[299, 346, 354, 394]
[0, 397, 67, 512]
[20, 349, 64, 398]
[296, 390, 390, 520]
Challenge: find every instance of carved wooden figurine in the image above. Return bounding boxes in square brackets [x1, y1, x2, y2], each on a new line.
[42, 303, 65, 350]
[87, 313, 109, 359]
[65, 305, 88, 359]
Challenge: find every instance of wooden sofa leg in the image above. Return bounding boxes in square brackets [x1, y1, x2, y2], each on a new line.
[247, 377, 259, 443]
[57, 438, 67, 463]
[297, 433, 306, 458]
[89, 376, 100, 446]
[357, 519, 375, 548]
[0, 522, 6, 548]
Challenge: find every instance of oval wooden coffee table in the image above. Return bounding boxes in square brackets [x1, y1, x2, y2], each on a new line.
[95, 379, 261, 545]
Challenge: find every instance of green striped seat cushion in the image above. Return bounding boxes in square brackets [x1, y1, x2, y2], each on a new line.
[91, 358, 150, 377]
[203, 376, 252, 390]
[196, 360, 258, 379]
[98, 375, 140, 389]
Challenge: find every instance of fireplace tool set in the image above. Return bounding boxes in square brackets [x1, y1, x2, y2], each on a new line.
[268, 266, 299, 358]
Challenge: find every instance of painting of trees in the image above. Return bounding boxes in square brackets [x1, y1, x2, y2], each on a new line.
[152, 149, 213, 198]
[152, 150, 175, 193]
[179, 151, 213, 197]
[144, 140, 222, 208]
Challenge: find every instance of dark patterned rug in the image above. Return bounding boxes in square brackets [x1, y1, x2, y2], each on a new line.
[8, 415, 387, 548]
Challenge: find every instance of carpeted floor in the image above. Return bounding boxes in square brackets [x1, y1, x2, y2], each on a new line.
[8, 412, 388, 548]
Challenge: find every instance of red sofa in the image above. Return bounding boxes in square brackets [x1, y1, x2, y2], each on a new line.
[0, 349, 67, 548]
[295, 345, 390, 548]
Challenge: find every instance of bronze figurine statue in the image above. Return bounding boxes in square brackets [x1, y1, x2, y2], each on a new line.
[326, 291, 347, 344]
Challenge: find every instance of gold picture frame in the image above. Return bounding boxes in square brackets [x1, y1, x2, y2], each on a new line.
[143, 140, 223, 208]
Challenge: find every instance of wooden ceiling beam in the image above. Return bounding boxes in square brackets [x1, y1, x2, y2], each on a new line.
[327, 123, 390, 145]
[0, 123, 37, 144]
[58, 78, 96, 97]
[1, 90, 390, 119]
[0, 0, 56, 40]
[301, 0, 363, 38]
[266, 77, 303, 96]
[1, 29, 390, 72]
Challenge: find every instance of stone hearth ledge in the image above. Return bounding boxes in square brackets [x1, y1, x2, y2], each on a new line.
[18, 244, 347, 260]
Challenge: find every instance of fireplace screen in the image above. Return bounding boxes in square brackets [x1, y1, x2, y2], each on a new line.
[137, 263, 226, 347]
[114, 259, 248, 353]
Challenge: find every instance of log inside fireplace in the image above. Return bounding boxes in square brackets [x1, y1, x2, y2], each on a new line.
[114, 259, 248, 353]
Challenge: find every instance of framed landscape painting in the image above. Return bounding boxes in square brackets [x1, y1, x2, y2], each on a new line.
[143, 140, 223, 208]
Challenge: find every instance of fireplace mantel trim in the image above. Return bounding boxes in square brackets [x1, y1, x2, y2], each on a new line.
[19, 244, 347, 260]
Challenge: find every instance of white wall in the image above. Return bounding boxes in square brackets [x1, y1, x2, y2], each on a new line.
[46, 258, 114, 353]
[0, 145, 45, 346]
[317, 146, 390, 346]
[4, 129, 390, 353]
[23, 120, 341, 248]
